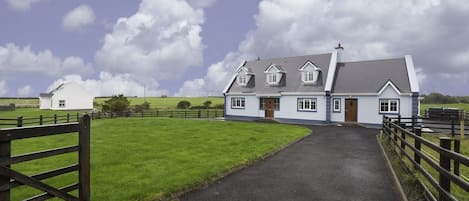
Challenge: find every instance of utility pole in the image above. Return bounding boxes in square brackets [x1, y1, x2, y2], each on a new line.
[143, 84, 146, 102]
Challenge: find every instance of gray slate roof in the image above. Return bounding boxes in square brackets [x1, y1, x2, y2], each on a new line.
[227, 53, 333, 94]
[332, 58, 411, 93]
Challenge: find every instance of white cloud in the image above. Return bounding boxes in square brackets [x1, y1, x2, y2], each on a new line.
[178, 0, 469, 96]
[5, 0, 41, 11]
[47, 72, 168, 97]
[95, 0, 205, 83]
[62, 4, 96, 32]
[0, 43, 93, 76]
[0, 80, 7, 96]
[187, 0, 217, 8]
[17, 85, 33, 97]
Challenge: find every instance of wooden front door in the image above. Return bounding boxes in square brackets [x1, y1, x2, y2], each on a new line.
[345, 99, 357, 122]
[264, 99, 275, 119]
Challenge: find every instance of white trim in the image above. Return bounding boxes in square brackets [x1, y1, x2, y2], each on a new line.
[332, 92, 412, 96]
[405, 55, 420, 92]
[223, 60, 247, 94]
[281, 92, 326, 96]
[264, 64, 285, 73]
[299, 61, 320, 71]
[225, 92, 256, 96]
[377, 81, 402, 95]
[324, 51, 338, 92]
[256, 93, 281, 97]
[332, 93, 378, 96]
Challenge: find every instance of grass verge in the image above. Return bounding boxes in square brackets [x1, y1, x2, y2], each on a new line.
[9, 118, 310, 201]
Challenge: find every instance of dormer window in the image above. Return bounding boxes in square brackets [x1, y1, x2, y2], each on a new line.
[265, 64, 284, 85]
[237, 74, 247, 86]
[300, 61, 321, 85]
[236, 67, 254, 87]
[267, 73, 277, 84]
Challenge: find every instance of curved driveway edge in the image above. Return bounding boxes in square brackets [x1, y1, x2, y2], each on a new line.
[179, 125, 399, 201]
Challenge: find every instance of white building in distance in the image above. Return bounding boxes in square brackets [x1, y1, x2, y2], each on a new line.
[39, 82, 94, 110]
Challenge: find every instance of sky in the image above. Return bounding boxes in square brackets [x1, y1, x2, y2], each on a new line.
[0, 0, 468, 97]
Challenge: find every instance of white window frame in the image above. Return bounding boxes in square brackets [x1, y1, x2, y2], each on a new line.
[266, 73, 278, 84]
[379, 99, 399, 114]
[237, 74, 248, 86]
[297, 98, 317, 112]
[333, 98, 341, 112]
[231, 97, 245, 109]
[59, 100, 66, 108]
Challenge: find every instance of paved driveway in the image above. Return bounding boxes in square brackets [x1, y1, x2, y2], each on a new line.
[179, 125, 399, 201]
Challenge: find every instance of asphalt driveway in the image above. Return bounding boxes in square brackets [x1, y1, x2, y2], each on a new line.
[179, 125, 399, 201]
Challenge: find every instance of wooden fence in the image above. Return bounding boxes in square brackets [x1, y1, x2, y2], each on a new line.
[0, 115, 90, 201]
[0, 110, 224, 128]
[382, 116, 469, 201]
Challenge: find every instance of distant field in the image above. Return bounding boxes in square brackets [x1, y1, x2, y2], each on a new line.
[0, 98, 38, 107]
[420, 103, 469, 112]
[94, 97, 224, 109]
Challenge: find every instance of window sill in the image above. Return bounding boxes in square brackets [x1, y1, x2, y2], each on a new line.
[297, 109, 317, 112]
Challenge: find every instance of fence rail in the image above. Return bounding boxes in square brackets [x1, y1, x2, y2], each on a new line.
[0, 109, 224, 128]
[382, 116, 469, 201]
[0, 115, 90, 201]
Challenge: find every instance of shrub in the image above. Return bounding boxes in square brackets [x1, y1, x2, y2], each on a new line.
[134, 101, 151, 112]
[203, 100, 212, 109]
[190, 105, 206, 109]
[102, 94, 130, 113]
[176, 100, 191, 109]
[161, 95, 168, 98]
[214, 104, 224, 109]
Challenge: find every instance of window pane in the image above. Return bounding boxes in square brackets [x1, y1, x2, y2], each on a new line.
[305, 100, 310, 109]
[390, 100, 397, 112]
[298, 99, 303, 109]
[311, 100, 316, 110]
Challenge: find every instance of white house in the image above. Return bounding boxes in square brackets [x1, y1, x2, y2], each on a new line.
[223, 44, 420, 126]
[39, 82, 94, 110]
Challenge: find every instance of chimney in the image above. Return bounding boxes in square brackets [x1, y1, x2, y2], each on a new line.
[334, 42, 344, 62]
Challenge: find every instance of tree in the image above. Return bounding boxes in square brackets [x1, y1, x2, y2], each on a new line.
[134, 101, 150, 112]
[203, 100, 212, 109]
[102, 94, 130, 113]
[177, 100, 191, 109]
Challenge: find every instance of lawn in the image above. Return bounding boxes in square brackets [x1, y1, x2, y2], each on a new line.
[9, 118, 310, 201]
[0, 98, 38, 107]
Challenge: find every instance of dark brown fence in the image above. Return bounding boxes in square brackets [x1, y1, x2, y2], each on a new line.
[0, 115, 90, 201]
[0, 110, 224, 128]
[382, 116, 469, 201]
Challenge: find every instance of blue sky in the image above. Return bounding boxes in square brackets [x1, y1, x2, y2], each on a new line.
[0, 0, 468, 97]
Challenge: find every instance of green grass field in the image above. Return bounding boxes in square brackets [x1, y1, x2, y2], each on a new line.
[10, 118, 310, 200]
[0, 97, 224, 110]
[94, 97, 224, 109]
[420, 103, 469, 112]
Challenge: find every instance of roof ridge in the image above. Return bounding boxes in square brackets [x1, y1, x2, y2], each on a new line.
[247, 53, 332, 63]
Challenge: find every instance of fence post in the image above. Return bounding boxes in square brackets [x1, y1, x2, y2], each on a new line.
[198, 110, 201, 118]
[215, 110, 218, 117]
[454, 139, 460, 176]
[451, 120, 455, 138]
[393, 120, 398, 143]
[76, 113, 79, 122]
[207, 110, 210, 118]
[17, 116, 23, 127]
[399, 123, 406, 150]
[67, 113, 70, 123]
[110, 113, 113, 119]
[156, 110, 159, 117]
[39, 115, 43, 125]
[412, 115, 416, 133]
[414, 127, 422, 165]
[461, 119, 465, 139]
[78, 115, 90, 201]
[54, 114, 57, 124]
[184, 110, 187, 119]
[439, 137, 451, 201]
[0, 137, 11, 201]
